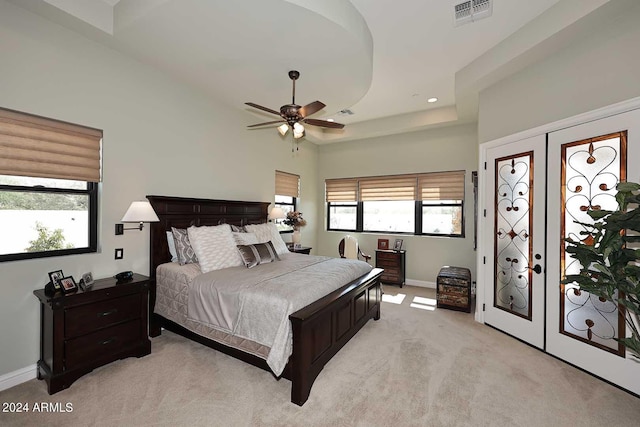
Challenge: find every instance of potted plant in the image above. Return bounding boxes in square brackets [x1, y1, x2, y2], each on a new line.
[563, 182, 640, 359]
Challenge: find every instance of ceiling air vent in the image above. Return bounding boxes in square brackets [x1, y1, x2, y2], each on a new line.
[454, 0, 492, 27]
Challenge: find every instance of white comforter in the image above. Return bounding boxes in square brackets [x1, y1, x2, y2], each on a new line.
[187, 253, 372, 376]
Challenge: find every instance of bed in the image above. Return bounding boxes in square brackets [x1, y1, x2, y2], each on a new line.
[146, 195, 383, 406]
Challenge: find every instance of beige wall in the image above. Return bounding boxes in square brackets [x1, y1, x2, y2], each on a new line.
[0, 1, 318, 377]
[316, 124, 478, 286]
[478, 1, 640, 144]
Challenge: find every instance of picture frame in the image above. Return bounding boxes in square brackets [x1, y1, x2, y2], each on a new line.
[48, 269, 64, 291]
[377, 239, 389, 250]
[81, 272, 94, 287]
[59, 276, 78, 294]
[393, 239, 403, 251]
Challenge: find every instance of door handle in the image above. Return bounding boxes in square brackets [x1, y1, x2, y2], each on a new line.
[529, 253, 542, 274]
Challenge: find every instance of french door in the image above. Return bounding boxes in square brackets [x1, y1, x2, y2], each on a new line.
[484, 135, 546, 349]
[481, 105, 640, 395]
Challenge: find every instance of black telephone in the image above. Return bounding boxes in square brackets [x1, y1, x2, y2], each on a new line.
[115, 271, 133, 281]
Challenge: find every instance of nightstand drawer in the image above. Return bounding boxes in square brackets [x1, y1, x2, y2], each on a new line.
[65, 319, 141, 369]
[65, 294, 140, 338]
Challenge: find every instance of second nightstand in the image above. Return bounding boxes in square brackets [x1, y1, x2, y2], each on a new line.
[288, 245, 312, 254]
[376, 250, 406, 287]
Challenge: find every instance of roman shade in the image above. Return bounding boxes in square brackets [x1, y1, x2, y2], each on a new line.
[326, 171, 465, 203]
[325, 178, 358, 202]
[275, 170, 300, 198]
[418, 171, 465, 201]
[0, 107, 102, 182]
[359, 175, 418, 201]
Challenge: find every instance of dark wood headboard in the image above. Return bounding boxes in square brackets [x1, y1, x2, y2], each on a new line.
[146, 195, 270, 280]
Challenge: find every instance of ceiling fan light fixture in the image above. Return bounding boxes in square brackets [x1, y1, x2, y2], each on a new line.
[293, 122, 305, 139]
[277, 123, 289, 136]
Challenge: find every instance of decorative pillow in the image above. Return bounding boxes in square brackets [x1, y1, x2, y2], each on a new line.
[187, 224, 243, 273]
[244, 222, 289, 255]
[233, 231, 259, 246]
[172, 227, 198, 265]
[237, 241, 280, 268]
[166, 231, 178, 262]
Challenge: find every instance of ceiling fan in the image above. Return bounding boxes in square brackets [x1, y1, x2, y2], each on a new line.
[245, 70, 345, 139]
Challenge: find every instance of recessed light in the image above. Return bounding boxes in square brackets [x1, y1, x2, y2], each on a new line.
[427, 97, 438, 103]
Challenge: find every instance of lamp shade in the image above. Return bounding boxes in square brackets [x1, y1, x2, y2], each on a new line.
[121, 201, 160, 223]
[268, 207, 286, 220]
[277, 123, 289, 136]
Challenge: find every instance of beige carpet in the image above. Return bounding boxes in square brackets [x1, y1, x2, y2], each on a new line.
[1, 286, 639, 426]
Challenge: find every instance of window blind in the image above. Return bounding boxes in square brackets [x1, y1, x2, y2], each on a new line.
[418, 171, 465, 201]
[325, 178, 358, 202]
[326, 170, 465, 203]
[275, 170, 300, 198]
[0, 107, 102, 182]
[359, 175, 418, 201]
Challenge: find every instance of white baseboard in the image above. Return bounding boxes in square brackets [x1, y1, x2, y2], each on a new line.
[0, 364, 37, 392]
[405, 279, 436, 289]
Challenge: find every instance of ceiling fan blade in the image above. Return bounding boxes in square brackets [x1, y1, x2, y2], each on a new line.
[303, 118, 345, 129]
[247, 120, 286, 128]
[299, 101, 326, 118]
[245, 102, 281, 116]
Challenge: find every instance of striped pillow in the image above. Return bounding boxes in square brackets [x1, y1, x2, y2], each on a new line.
[236, 241, 280, 268]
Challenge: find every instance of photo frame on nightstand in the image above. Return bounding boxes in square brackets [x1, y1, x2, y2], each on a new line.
[47, 269, 64, 291]
[59, 276, 78, 294]
[81, 272, 94, 290]
[393, 239, 403, 251]
[377, 239, 389, 250]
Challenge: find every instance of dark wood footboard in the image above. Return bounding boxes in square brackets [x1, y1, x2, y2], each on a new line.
[287, 267, 383, 405]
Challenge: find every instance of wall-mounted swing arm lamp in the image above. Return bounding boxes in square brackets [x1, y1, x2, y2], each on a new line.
[115, 201, 160, 235]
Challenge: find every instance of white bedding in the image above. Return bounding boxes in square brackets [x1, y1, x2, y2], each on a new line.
[156, 253, 373, 376]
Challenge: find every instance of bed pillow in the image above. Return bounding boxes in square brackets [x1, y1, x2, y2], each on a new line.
[166, 231, 178, 263]
[244, 223, 289, 255]
[172, 227, 198, 265]
[187, 224, 243, 273]
[233, 231, 259, 246]
[237, 241, 280, 268]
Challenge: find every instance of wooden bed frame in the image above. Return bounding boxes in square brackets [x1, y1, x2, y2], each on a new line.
[146, 195, 383, 406]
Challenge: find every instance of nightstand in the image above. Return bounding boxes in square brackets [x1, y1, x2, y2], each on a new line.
[375, 250, 406, 287]
[288, 245, 312, 254]
[33, 273, 151, 394]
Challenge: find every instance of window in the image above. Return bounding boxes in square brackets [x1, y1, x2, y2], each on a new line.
[326, 171, 465, 237]
[274, 170, 299, 232]
[0, 107, 101, 262]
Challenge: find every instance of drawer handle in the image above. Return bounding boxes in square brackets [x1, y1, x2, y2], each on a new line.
[101, 338, 116, 346]
[97, 309, 118, 317]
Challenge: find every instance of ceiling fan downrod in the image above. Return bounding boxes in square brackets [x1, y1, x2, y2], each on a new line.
[288, 70, 299, 106]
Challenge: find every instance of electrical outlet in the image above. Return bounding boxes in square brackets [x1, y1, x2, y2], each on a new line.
[115, 248, 123, 259]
